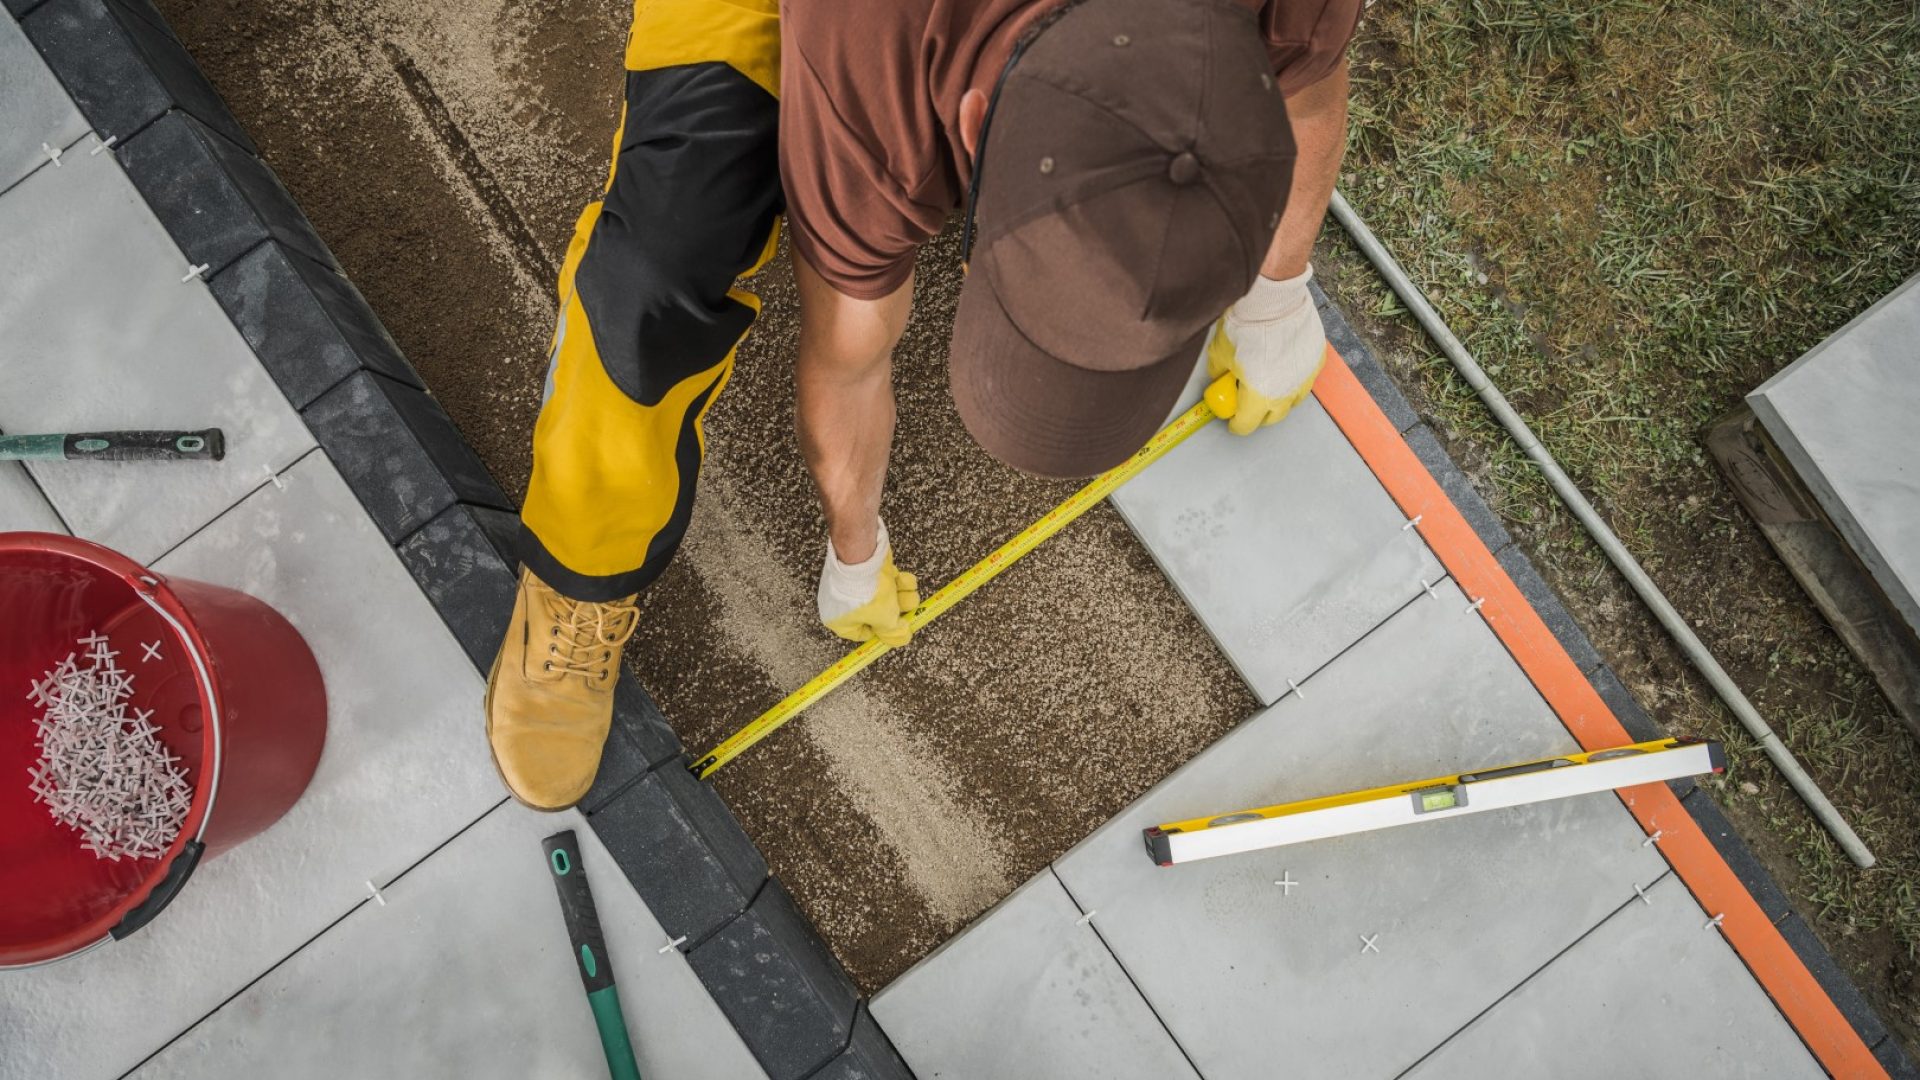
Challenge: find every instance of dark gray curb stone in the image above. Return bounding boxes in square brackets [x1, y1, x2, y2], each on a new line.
[585, 762, 767, 945]
[1493, 542, 1604, 673]
[1405, 424, 1514, 554]
[1676, 785, 1796, 923]
[303, 370, 508, 544]
[1879, 1035, 1920, 1080]
[5, 0, 49, 22]
[22, 0, 254, 152]
[1774, 913, 1892, 1053]
[1321, 298, 1421, 434]
[806, 1004, 914, 1080]
[117, 109, 332, 274]
[396, 502, 520, 671]
[211, 240, 421, 409]
[689, 879, 861, 1080]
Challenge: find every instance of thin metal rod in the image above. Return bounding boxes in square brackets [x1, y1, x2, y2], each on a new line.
[1328, 189, 1874, 868]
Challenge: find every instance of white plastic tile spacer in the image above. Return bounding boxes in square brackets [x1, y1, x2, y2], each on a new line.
[1075, 909, 1097, 927]
[262, 464, 286, 491]
[1633, 882, 1652, 906]
[140, 640, 163, 663]
[1401, 514, 1423, 531]
[89, 136, 118, 156]
[1704, 912, 1725, 932]
[366, 880, 386, 907]
[1641, 829, 1664, 847]
[1465, 596, 1487, 614]
[41, 143, 62, 167]
[1359, 933, 1380, 955]
[1418, 578, 1441, 601]
[1286, 678, 1306, 699]
[181, 263, 210, 283]
[658, 935, 687, 954]
[1275, 871, 1298, 895]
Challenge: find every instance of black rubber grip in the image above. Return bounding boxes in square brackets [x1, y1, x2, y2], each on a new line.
[111, 839, 204, 940]
[67, 429, 226, 461]
[544, 830, 616, 994]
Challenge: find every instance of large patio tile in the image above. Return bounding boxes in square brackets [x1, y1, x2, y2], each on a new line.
[0, 13, 86, 194]
[0, 462, 65, 532]
[0, 451, 500, 1079]
[1052, 577, 1669, 1079]
[130, 804, 767, 1080]
[871, 871, 1201, 1080]
[1404, 873, 1822, 1079]
[1113, 365, 1443, 704]
[0, 133, 313, 563]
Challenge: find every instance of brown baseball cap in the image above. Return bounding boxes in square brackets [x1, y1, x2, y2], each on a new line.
[950, 0, 1295, 478]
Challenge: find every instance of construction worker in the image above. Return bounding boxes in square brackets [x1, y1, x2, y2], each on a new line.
[486, 0, 1362, 809]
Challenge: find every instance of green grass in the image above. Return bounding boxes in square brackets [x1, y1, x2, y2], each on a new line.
[1331, 0, 1920, 1036]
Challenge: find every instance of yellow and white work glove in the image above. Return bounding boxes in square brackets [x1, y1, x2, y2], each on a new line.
[1207, 265, 1330, 436]
[817, 520, 920, 648]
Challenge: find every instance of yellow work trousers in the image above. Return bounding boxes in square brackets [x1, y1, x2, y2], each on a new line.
[519, 0, 782, 601]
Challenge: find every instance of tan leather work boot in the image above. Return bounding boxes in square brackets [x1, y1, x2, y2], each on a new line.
[485, 567, 639, 811]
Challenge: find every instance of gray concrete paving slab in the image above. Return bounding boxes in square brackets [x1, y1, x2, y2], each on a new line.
[1750, 272, 1920, 637]
[1114, 360, 1443, 704]
[129, 803, 768, 1080]
[0, 13, 86, 194]
[1051, 577, 1670, 1079]
[871, 871, 1201, 1080]
[1403, 874, 1822, 1080]
[0, 461, 65, 532]
[0, 451, 500, 1080]
[0, 134, 313, 564]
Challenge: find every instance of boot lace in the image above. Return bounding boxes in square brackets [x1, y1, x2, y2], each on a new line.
[541, 593, 638, 681]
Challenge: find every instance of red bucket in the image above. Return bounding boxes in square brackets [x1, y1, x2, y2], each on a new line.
[0, 532, 327, 967]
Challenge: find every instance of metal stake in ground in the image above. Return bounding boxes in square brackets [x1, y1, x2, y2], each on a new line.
[690, 375, 1239, 780]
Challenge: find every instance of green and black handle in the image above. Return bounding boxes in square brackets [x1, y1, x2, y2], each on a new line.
[544, 830, 642, 1080]
[0, 429, 225, 462]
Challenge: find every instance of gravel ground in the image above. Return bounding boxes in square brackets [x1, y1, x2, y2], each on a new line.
[154, 0, 1255, 989]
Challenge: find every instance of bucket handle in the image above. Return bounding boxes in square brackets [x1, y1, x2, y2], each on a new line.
[133, 575, 224, 847]
[110, 840, 204, 941]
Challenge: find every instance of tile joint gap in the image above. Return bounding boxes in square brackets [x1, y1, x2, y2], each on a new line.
[1389, 869, 1674, 1080]
[1051, 867, 1206, 1079]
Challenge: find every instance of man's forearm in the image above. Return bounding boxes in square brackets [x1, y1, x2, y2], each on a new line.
[793, 251, 913, 563]
[1263, 57, 1349, 280]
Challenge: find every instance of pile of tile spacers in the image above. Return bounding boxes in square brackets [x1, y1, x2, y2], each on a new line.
[26, 633, 192, 861]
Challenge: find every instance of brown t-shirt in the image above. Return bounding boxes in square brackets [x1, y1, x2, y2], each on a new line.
[779, 0, 1363, 300]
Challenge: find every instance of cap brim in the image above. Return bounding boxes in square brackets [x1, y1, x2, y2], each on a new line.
[950, 274, 1207, 479]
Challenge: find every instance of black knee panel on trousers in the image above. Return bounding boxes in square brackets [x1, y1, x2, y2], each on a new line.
[575, 62, 783, 407]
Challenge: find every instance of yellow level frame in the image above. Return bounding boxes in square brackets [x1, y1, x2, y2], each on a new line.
[1146, 737, 1725, 865]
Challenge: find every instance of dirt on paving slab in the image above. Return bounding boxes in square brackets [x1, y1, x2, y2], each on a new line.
[154, 0, 1256, 989]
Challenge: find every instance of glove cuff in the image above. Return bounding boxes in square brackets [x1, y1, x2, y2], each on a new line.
[819, 519, 890, 619]
[1230, 265, 1315, 324]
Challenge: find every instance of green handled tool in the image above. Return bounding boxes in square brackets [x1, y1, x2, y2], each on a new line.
[543, 830, 642, 1080]
[0, 429, 225, 462]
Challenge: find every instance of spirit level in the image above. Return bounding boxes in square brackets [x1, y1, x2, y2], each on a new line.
[1144, 737, 1724, 866]
[689, 376, 1240, 780]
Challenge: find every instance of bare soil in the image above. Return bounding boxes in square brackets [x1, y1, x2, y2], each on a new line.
[155, 0, 1253, 990]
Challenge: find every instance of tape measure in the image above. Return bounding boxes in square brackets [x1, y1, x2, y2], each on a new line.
[1143, 737, 1725, 866]
[689, 375, 1238, 780]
